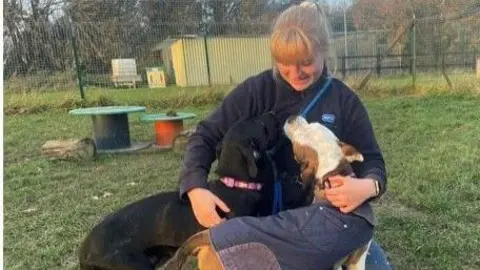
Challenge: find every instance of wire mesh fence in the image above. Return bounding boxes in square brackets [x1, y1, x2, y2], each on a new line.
[3, 0, 480, 92]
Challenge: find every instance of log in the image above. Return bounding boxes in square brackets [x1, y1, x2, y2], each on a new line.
[41, 138, 97, 160]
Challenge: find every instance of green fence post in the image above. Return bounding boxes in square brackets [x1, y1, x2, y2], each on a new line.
[460, 27, 466, 68]
[69, 16, 85, 100]
[408, 27, 413, 75]
[412, 14, 416, 88]
[203, 35, 212, 87]
[355, 31, 358, 70]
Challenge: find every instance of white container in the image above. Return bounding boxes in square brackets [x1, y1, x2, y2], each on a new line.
[111, 58, 141, 88]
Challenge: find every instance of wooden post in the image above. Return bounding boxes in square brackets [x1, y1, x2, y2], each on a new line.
[357, 19, 415, 90]
[376, 54, 381, 77]
[41, 138, 96, 160]
[441, 54, 452, 89]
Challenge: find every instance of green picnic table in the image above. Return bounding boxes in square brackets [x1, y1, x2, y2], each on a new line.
[69, 106, 151, 153]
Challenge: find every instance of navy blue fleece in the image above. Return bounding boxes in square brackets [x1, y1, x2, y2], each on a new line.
[178, 69, 386, 202]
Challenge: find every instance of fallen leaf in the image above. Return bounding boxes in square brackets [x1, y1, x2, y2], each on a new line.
[22, 208, 37, 213]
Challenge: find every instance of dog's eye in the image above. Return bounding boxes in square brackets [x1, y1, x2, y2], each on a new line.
[249, 141, 261, 160]
[260, 122, 269, 136]
[250, 139, 260, 150]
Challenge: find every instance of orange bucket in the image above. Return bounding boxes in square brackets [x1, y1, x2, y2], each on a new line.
[154, 120, 184, 148]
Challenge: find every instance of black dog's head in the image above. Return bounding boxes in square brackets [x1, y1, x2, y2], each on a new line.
[215, 112, 279, 182]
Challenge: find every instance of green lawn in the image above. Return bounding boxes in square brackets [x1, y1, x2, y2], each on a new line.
[3, 85, 231, 115]
[3, 79, 480, 269]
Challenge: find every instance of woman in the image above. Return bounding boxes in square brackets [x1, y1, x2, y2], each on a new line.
[178, 1, 390, 269]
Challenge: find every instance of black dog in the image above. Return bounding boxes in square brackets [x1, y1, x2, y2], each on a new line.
[78, 113, 279, 270]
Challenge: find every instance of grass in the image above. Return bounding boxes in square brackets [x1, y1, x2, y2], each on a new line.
[346, 72, 480, 97]
[4, 106, 214, 270]
[366, 95, 480, 269]
[3, 85, 232, 116]
[3, 74, 480, 270]
[4, 72, 478, 115]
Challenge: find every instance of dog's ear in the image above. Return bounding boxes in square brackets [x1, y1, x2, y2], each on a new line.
[250, 112, 280, 151]
[338, 142, 364, 163]
[299, 163, 317, 186]
[292, 142, 318, 186]
[262, 112, 280, 144]
[239, 146, 258, 178]
[215, 146, 222, 159]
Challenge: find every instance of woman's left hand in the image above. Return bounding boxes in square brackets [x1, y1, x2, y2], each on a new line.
[324, 175, 377, 213]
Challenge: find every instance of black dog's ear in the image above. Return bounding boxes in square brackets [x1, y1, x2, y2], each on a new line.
[215, 145, 222, 159]
[261, 111, 280, 148]
[240, 146, 258, 178]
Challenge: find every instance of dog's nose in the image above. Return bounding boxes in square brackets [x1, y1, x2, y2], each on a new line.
[286, 115, 299, 124]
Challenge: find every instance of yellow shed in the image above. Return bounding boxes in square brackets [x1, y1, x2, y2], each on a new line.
[155, 36, 271, 87]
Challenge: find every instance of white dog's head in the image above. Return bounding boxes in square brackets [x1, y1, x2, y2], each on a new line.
[284, 115, 364, 200]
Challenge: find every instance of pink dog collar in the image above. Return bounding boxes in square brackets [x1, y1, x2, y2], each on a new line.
[220, 177, 263, 191]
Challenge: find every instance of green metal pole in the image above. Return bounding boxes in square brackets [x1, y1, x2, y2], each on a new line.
[343, 5, 348, 77]
[461, 27, 466, 68]
[70, 16, 85, 99]
[408, 28, 412, 75]
[412, 14, 416, 88]
[355, 31, 358, 69]
[203, 35, 212, 86]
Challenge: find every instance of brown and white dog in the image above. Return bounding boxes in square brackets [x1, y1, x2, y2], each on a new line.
[163, 115, 371, 270]
[284, 115, 371, 270]
[283, 115, 364, 202]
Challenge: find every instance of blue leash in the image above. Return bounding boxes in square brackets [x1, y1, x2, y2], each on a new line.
[300, 77, 333, 118]
[270, 76, 333, 215]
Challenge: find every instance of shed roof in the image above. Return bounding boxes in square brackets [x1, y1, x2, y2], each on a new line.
[151, 35, 200, 52]
[151, 38, 178, 52]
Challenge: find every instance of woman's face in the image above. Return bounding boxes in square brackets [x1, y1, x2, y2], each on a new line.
[276, 54, 324, 91]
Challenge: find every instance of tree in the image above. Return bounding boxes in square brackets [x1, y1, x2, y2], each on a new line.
[4, 0, 71, 76]
[205, 0, 274, 35]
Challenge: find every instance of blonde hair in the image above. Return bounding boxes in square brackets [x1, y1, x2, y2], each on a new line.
[270, 1, 331, 65]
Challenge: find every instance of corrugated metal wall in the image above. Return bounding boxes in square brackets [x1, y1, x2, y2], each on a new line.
[170, 40, 187, 86]
[207, 37, 271, 85]
[183, 38, 210, 86]
[171, 37, 272, 87]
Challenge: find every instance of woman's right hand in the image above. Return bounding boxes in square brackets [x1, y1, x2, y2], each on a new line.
[187, 188, 231, 228]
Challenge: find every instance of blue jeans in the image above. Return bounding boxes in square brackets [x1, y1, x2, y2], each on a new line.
[366, 239, 392, 270]
[211, 204, 374, 270]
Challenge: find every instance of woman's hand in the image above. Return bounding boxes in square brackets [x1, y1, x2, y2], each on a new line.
[324, 175, 377, 213]
[187, 188, 231, 228]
